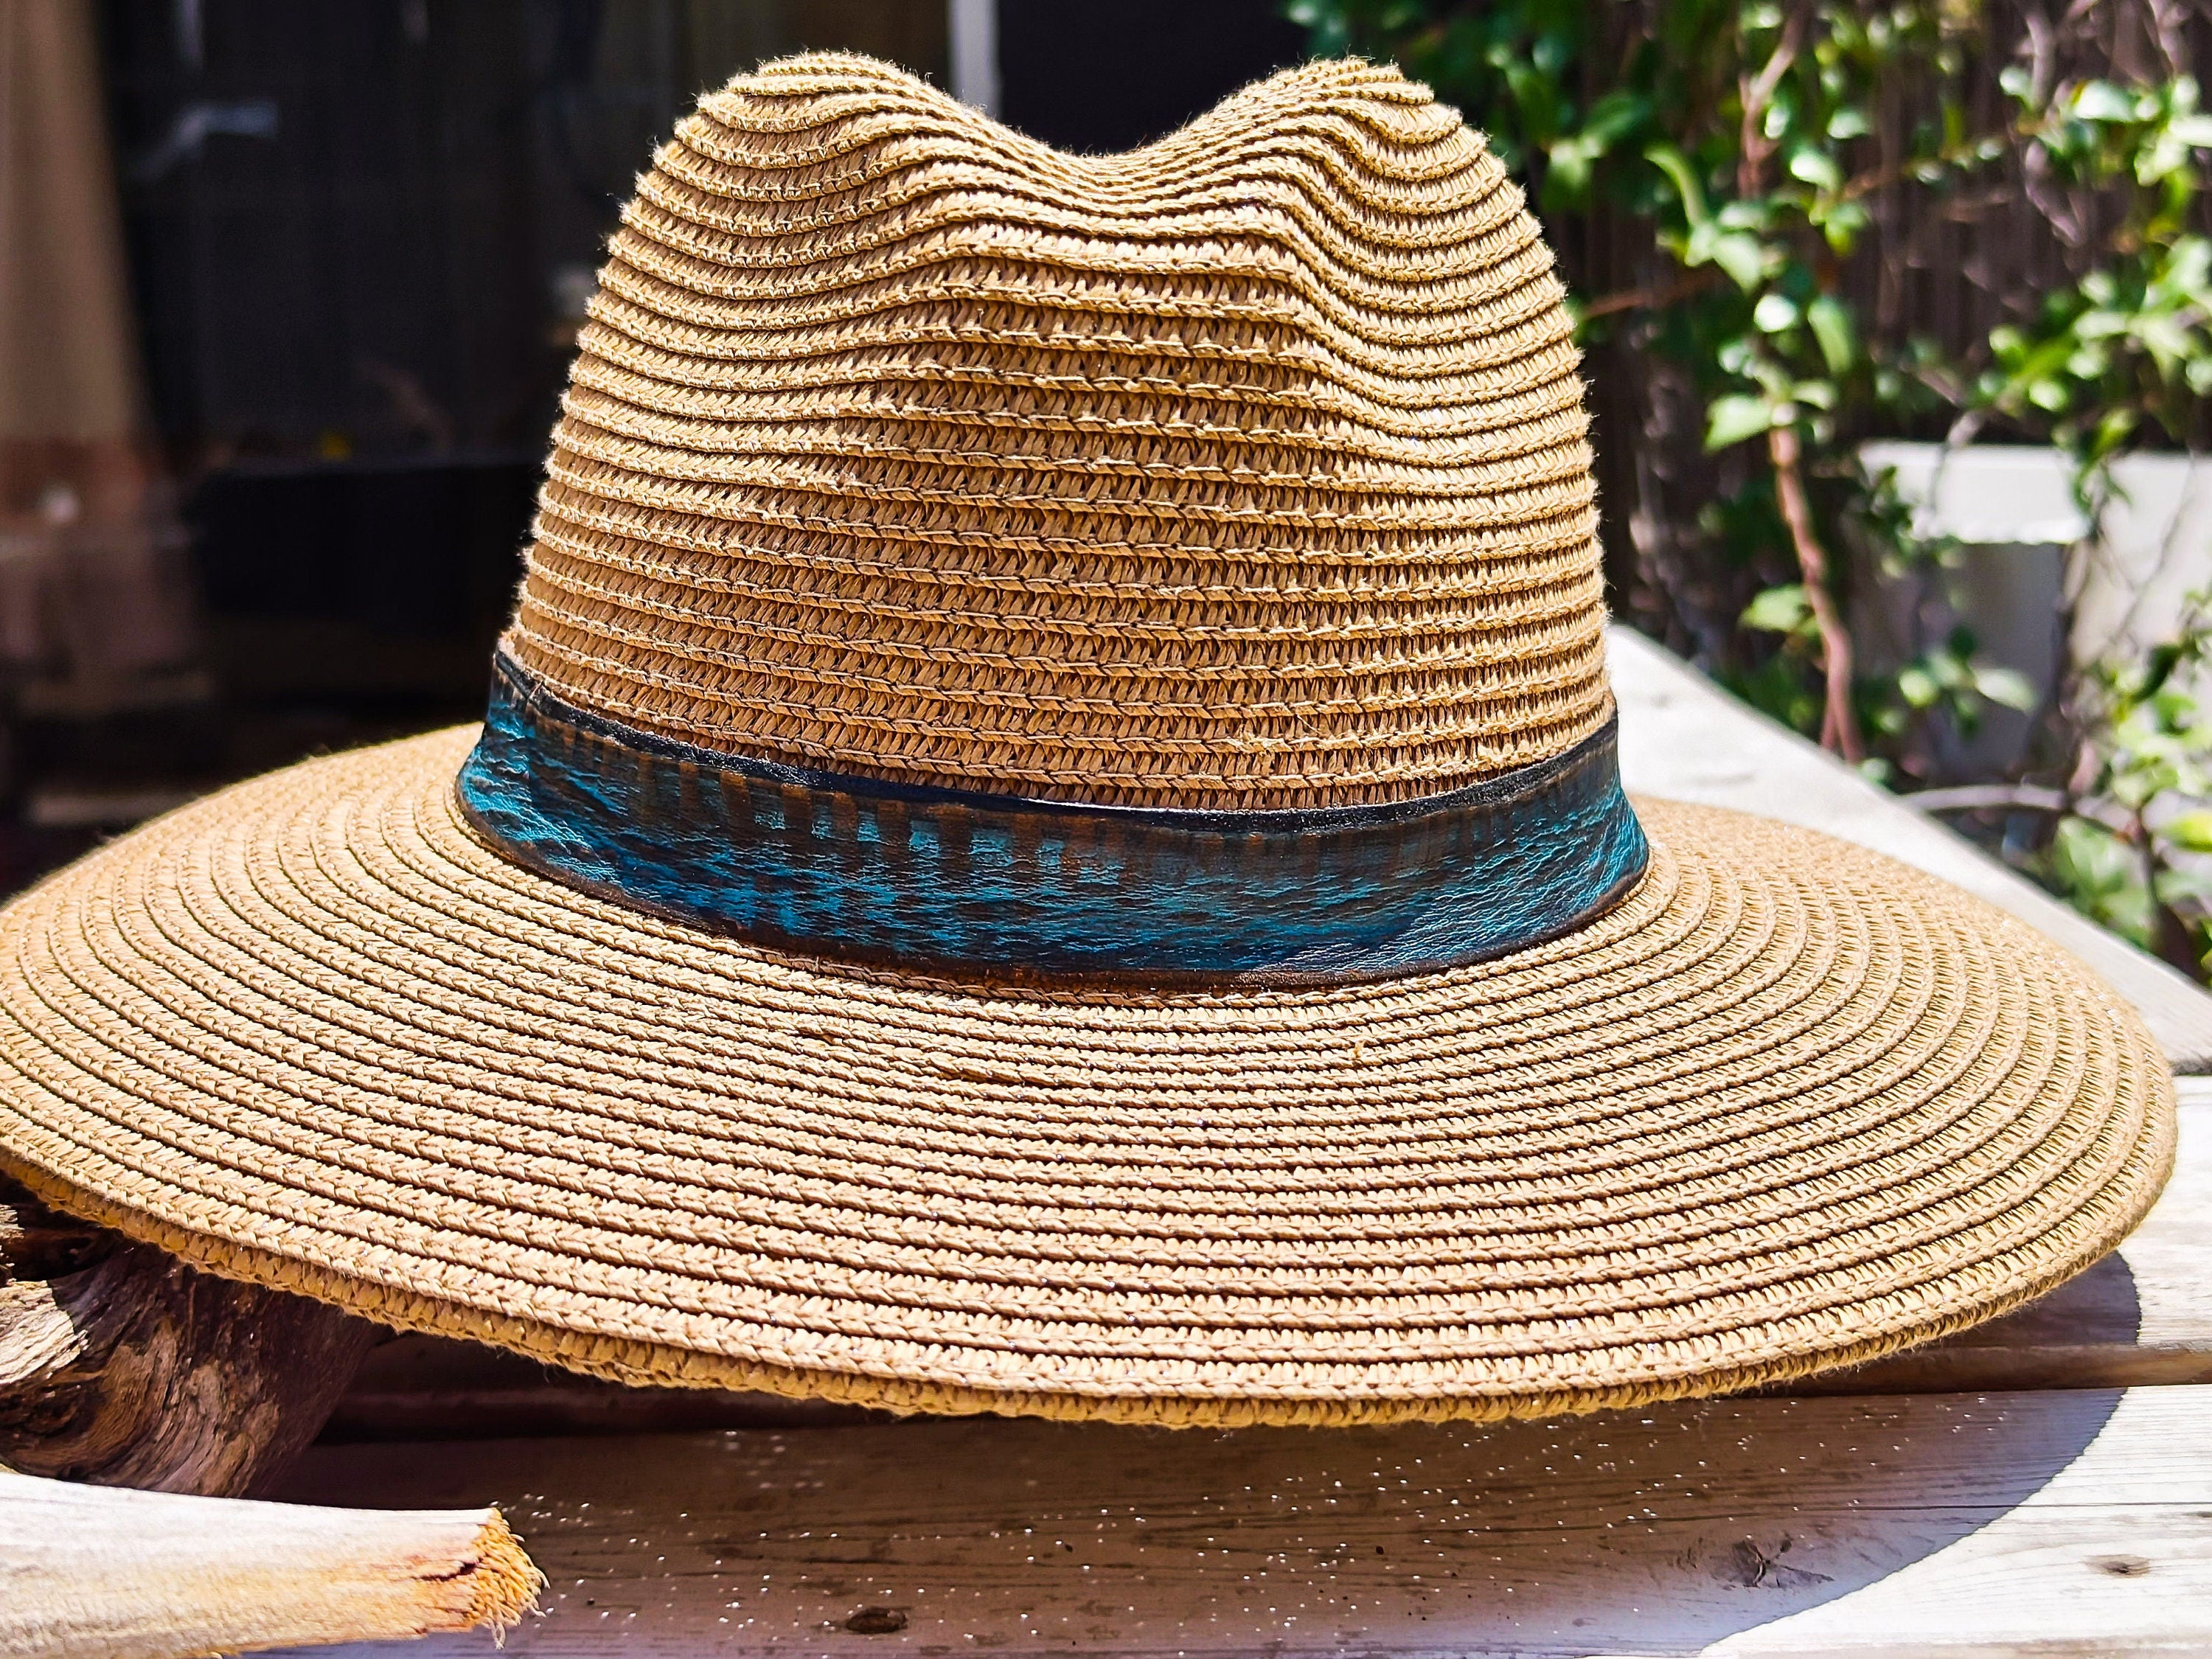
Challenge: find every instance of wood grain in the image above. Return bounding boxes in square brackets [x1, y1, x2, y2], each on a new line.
[268, 1385, 2212, 1658]
[0, 1172, 378, 1495]
[0, 1469, 539, 1659]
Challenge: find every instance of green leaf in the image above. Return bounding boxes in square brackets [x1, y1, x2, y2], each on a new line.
[1708, 232, 1771, 291]
[1582, 88, 1650, 145]
[1786, 147, 1843, 192]
[1815, 196, 1872, 254]
[1740, 583, 1811, 633]
[2162, 810, 2212, 853]
[1545, 92, 1651, 206]
[1896, 664, 1939, 708]
[2070, 80, 2138, 122]
[1971, 665, 2039, 711]
[1805, 294, 1857, 374]
[1753, 292, 1800, 333]
[2050, 817, 2154, 947]
[1705, 393, 1778, 450]
[1644, 143, 1711, 228]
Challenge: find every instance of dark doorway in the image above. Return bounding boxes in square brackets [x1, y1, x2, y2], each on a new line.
[996, 0, 1308, 154]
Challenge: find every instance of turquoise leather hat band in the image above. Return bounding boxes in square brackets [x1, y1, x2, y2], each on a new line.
[456, 653, 1650, 987]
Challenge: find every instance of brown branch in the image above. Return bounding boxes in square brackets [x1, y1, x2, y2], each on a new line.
[1903, 782, 2136, 835]
[1767, 422, 1863, 762]
[1737, 4, 1808, 198]
[1578, 268, 1728, 320]
[1839, 138, 2014, 206]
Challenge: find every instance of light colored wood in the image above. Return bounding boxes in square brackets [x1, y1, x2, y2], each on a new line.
[268, 1385, 2212, 1658]
[0, 1172, 378, 1495]
[1609, 625, 2212, 1071]
[0, 1470, 539, 1659]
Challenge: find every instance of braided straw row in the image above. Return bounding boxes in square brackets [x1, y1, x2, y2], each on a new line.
[506, 55, 1607, 807]
[0, 733, 2175, 1421]
[0, 55, 2175, 1425]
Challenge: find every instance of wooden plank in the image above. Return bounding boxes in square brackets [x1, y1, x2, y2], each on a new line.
[1608, 626, 2212, 1072]
[268, 1385, 2212, 1658]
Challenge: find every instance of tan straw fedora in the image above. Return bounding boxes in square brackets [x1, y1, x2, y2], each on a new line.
[0, 54, 2176, 1427]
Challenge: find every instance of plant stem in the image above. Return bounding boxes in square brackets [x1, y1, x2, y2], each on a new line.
[1902, 782, 2135, 836]
[1736, 6, 1805, 198]
[1767, 421, 1863, 761]
[1579, 268, 1725, 320]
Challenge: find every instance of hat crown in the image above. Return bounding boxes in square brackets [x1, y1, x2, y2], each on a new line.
[504, 52, 1607, 810]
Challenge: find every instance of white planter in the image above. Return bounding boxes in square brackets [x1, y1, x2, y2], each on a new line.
[1857, 441, 2212, 772]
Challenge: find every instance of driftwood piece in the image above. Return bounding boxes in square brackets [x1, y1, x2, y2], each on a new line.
[0, 1467, 540, 1659]
[0, 1172, 378, 1495]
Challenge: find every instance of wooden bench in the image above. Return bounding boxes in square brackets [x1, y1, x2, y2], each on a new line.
[106, 630, 2212, 1655]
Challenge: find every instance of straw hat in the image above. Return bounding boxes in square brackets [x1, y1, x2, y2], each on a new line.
[0, 55, 2174, 1427]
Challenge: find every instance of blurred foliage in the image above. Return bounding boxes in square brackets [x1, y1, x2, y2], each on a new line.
[1978, 73, 2212, 489]
[1287, 0, 2212, 973]
[2036, 592, 2212, 966]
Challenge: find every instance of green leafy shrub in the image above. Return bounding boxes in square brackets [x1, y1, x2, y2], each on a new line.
[1287, 0, 2212, 972]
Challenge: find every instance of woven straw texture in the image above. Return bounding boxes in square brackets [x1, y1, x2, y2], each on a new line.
[0, 55, 2177, 1424]
[0, 739, 2174, 1423]
[508, 55, 1604, 807]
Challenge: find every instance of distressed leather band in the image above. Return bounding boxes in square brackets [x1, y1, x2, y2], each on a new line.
[455, 653, 1649, 987]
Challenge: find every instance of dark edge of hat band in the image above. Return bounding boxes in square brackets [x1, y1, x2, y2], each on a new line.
[453, 651, 1650, 989]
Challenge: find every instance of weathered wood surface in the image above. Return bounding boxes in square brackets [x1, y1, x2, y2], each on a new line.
[269, 1385, 2212, 1658]
[0, 1469, 540, 1659]
[1610, 625, 2212, 1071]
[0, 1172, 378, 1495]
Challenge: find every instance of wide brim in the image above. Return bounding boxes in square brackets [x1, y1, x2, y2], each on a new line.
[0, 726, 2174, 1427]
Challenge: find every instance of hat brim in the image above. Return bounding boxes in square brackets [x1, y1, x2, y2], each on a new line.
[0, 726, 2174, 1427]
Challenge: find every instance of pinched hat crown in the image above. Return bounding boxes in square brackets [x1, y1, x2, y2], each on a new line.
[0, 52, 2172, 1434]
[505, 52, 1605, 810]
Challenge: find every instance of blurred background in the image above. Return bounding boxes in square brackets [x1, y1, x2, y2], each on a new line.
[0, 0, 1303, 894]
[7, 0, 2212, 974]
